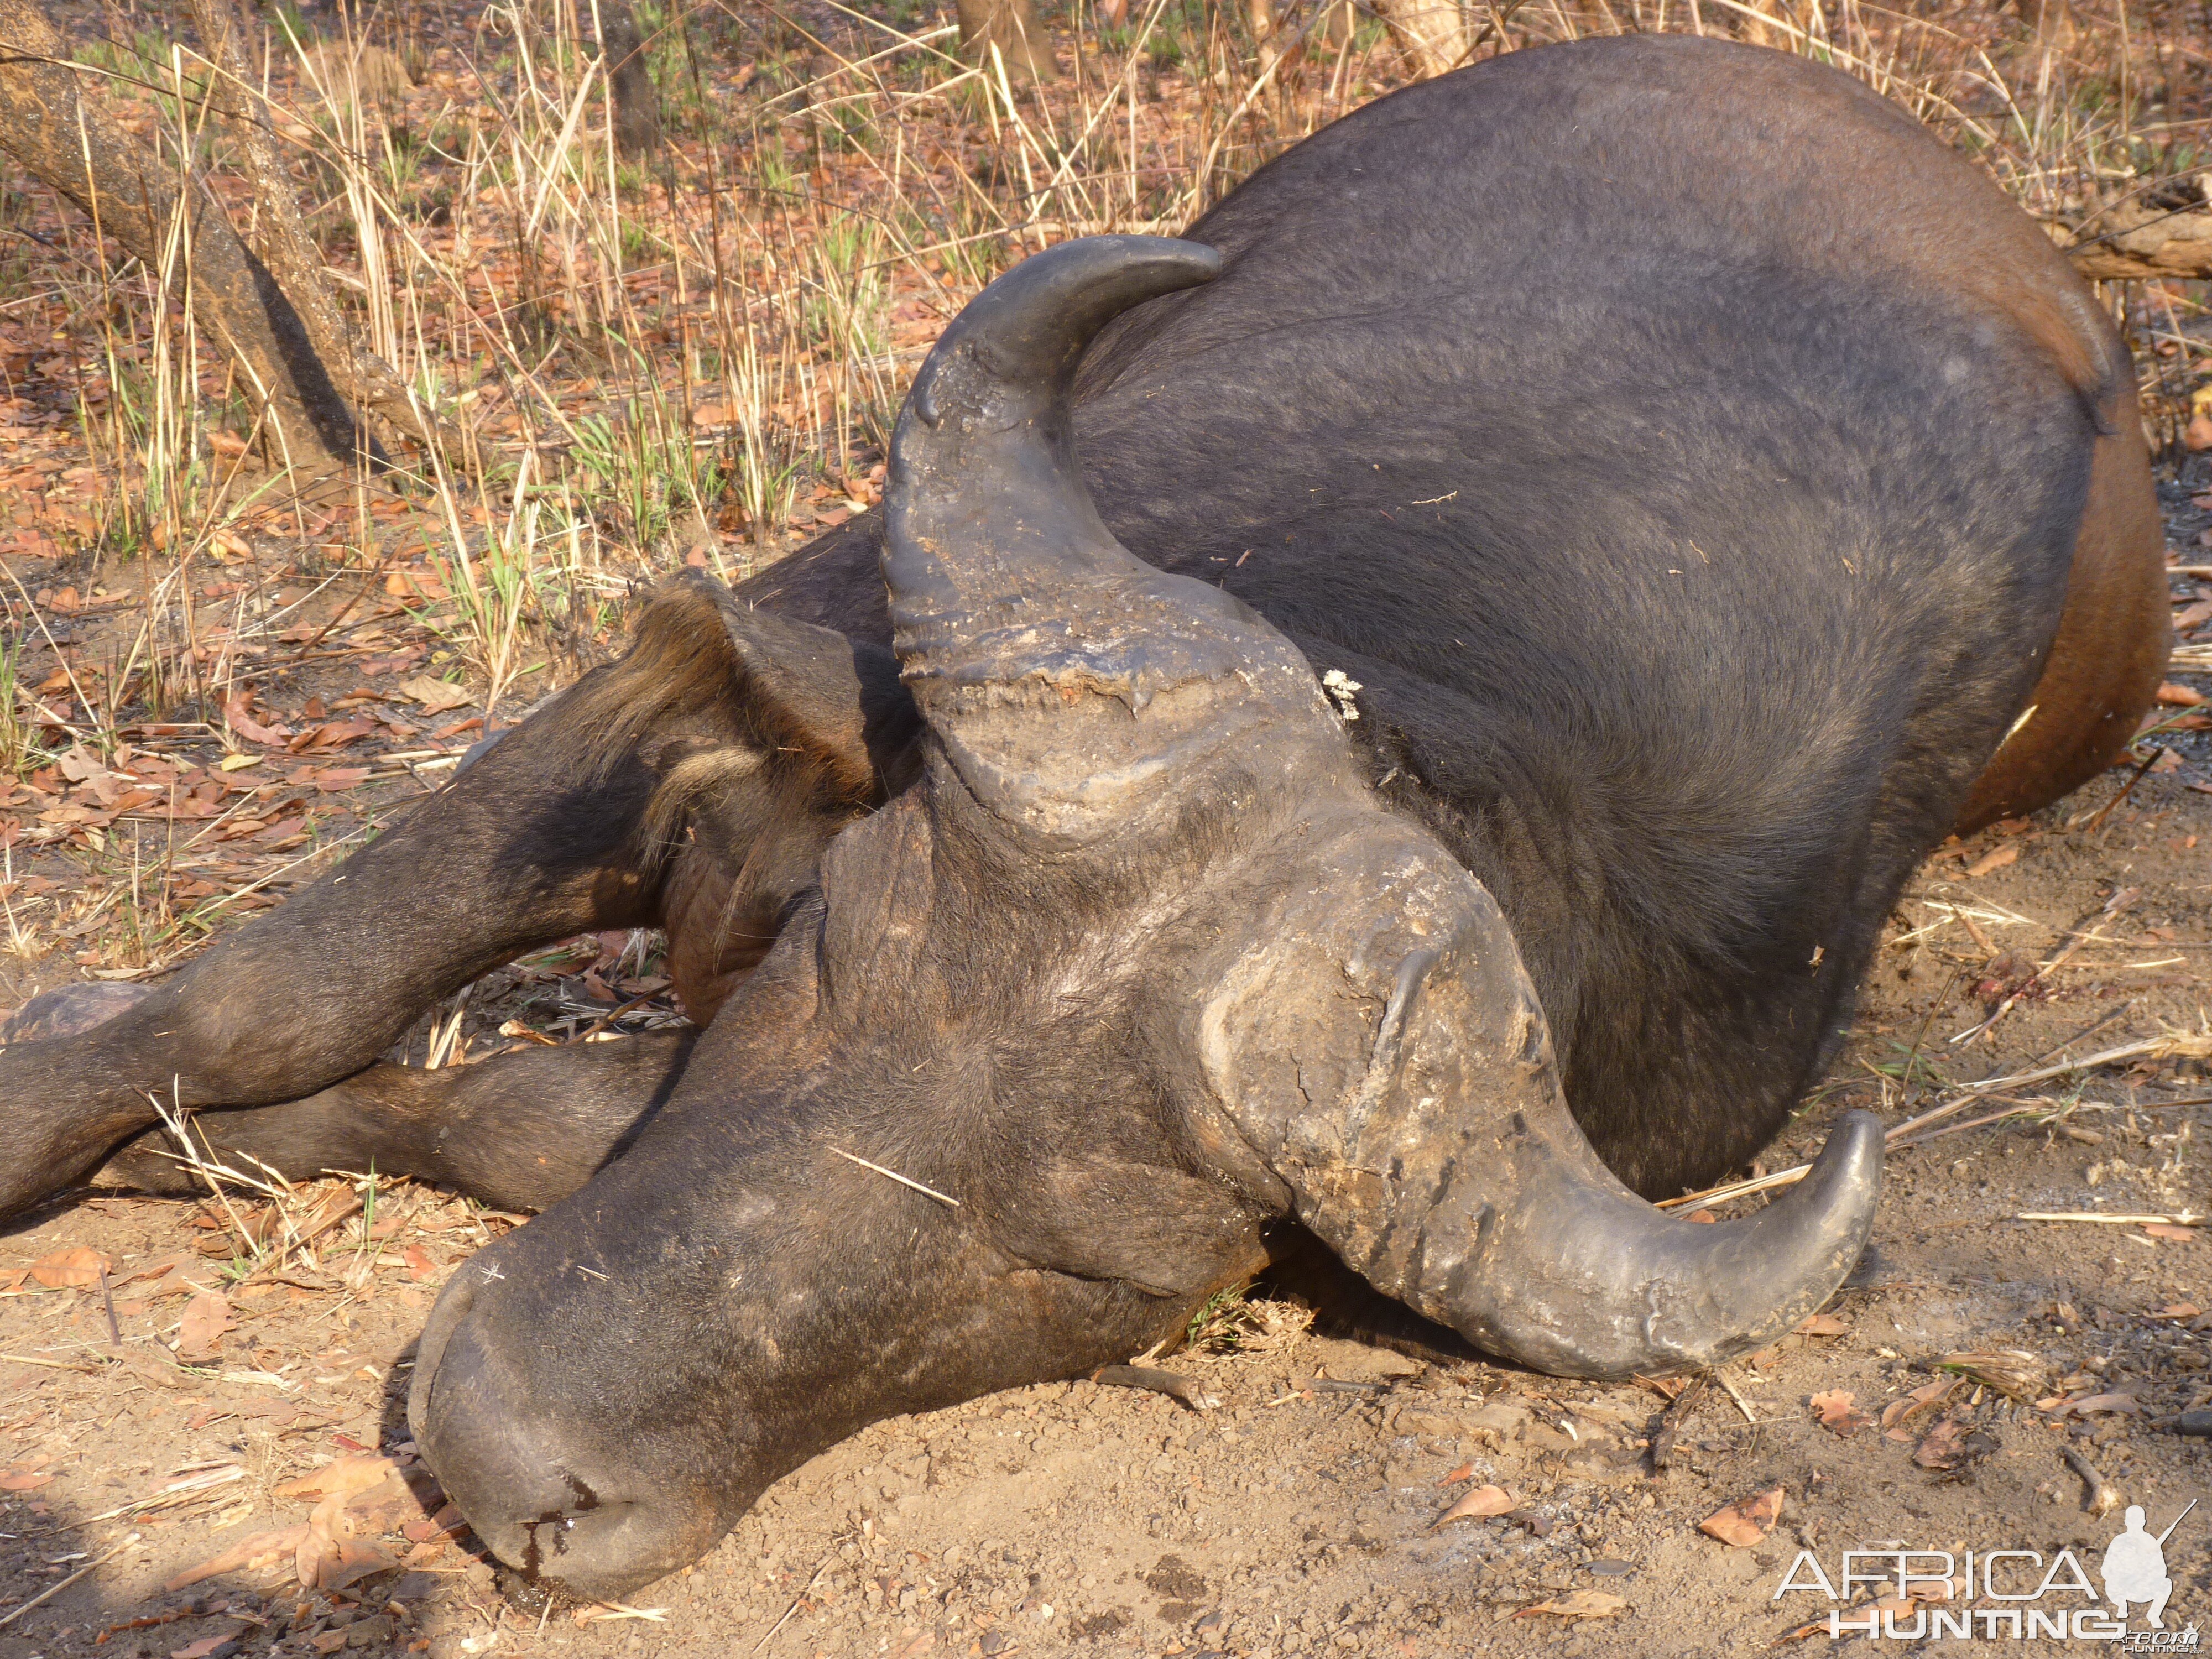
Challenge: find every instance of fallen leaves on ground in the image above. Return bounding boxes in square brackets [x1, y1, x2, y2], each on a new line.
[397, 674, 471, 713]
[1809, 1390, 1873, 1436]
[1913, 1415, 1969, 1469]
[1783, 1575, 1966, 1642]
[174, 1289, 234, 1363]
[113, 1251, 208, 1295]
[168, 1453, 445, 1594]
[165, 1523, 311, 1590]
[2143, 1223, 2200, 1241]
[1794, 1313, 1850, 1337]
[1433, 1484, 1514, 1527]
[1699, 1486, 1784, 1547]
[2042, 1390, 2141, 1420]
[1964, 842, 2019, 878]
[1881, 1376, 1957, 1439]
[29, 1244, 112, 1287]
[1514, 1589, 1627, 1621]
[222, 692, 289, 747]
[274, 1453, 408, 1504]
[0, 1465, 54, 1490]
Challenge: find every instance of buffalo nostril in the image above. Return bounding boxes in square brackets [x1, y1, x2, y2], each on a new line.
[514, 1475, 612, 1584]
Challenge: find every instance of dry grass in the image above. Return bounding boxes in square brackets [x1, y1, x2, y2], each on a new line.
[0, 0, 2205, 989]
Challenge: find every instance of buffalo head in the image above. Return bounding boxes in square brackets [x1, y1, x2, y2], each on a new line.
[408, 236, 1881, 1598]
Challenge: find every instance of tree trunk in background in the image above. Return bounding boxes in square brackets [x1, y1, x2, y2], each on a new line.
[955, 0, 1059, 83]
[593, 1, 663, 158]
[0, 0, 362, 473]
[187, 0, 463, 465]
[1370, 0, 1466, 79]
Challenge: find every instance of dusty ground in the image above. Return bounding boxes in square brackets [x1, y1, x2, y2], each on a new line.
[0, 533, 2210, 1659]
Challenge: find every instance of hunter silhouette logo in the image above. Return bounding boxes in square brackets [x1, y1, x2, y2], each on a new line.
[1773, 1499, 2197, 1643]
[2104, 1504, 2187, 1630]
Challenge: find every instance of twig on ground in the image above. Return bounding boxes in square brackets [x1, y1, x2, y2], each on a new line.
[1950, 886, 2138, 1046]
[1663, 1031, 2212, 1214]
[0, 1532, 140, 1629]
[2060, 1444, 2122, 1517]
[1714, 1370, 1759, 1425]
[1650, 1375, 1709, 1470]
[750, 1556, 833, 1657]
[2016, 1211, 2200, 1225]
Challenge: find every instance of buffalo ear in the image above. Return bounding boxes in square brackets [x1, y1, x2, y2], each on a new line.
[712, 589, 916, 801]
[982, 1154, 1265, 1298]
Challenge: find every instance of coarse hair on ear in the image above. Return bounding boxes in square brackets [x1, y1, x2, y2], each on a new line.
[546, 571, 917, 805]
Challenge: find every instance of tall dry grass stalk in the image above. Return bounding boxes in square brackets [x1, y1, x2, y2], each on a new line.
[5, 0, 2201, 731]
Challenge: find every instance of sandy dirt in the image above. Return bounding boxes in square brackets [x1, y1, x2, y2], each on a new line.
[3, 504, 2211, 1659]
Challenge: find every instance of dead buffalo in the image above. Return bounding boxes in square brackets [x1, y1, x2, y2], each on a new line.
[0, 35, 2169, 1597]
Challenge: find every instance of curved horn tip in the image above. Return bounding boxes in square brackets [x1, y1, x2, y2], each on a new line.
[909, 235, 1223, 426]
[1797, 1107, 1885, 1248]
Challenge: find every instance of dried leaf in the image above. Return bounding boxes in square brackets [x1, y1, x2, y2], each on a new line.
[0, 1468, 54, 1491]
[1964, 843, 2019, 878]
[2049, 1391, 2141, 1418]
[1809, 1390, 1872, 1437]
[402, 1245, 437, 1281]
[222, 693, 288, 747]
[343, 1473, 440, 1533]
[175, 1290, 234, 1362]
[164, 1522, 310, 1590]
[397, 674, 471, 713]
[297, 1495, 355, 1589]
[1880, 1376, 1956, 1438]
[1434, 1460, 1480, 1487]
[2142, 1223, 2199, 1242]
[1515, 1589, 1627, 1621]
[1699, 1486, 1783, 1547]
[111, 1251, 195, 1290]
[1433, 1484, 1514, 1527]
[174, 1637, 231, 1659]
[114, 1351, 197, 1391]
[1913, 1417, 1967, 1469]
[29, 1245, 113, 1288]
[315, 1538, 400, 1592]
[2153, 1302, 2203, 1320]
[273, 1454, 401, 1501]
[1794, 1313, 1850, 1337]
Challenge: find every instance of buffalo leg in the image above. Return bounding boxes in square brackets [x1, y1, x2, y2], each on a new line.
[98, 1031, 697, 1215]
[0, 606, 740, 1222]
